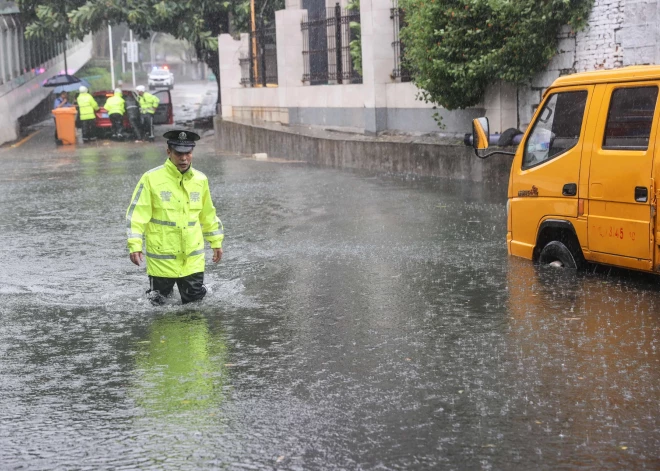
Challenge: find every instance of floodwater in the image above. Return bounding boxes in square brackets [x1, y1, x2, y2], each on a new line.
[0, 131, 658, 470]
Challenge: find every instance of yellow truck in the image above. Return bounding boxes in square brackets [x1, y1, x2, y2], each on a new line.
[470, 65, 660, 273]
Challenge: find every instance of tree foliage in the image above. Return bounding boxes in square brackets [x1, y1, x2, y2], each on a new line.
[347, 0, 362, 76]
[398, 0, 594, 110]
[17, 0, 86, 42]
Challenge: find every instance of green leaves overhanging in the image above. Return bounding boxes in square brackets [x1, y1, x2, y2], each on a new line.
[398, 0, 594, 110]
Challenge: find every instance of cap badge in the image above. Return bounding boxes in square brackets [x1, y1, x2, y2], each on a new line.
[178, 132, 187, 140]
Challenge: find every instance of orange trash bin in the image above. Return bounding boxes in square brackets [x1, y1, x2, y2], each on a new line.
[52, 107, 78, 145]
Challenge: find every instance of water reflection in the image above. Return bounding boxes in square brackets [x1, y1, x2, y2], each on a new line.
[505, 259, 659, 467]
[133, 312, 229, 417]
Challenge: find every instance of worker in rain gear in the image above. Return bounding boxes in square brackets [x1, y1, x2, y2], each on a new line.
[125, 92, 142, 141]
[126, 130, 224, 305]
[136, 85, 160, 141]
[104, 89, 126, 140]
[76, 85, 99, 142]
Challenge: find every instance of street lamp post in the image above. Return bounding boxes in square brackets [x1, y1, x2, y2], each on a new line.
[129, 29, 136, 88]
[150, 32, 159, 68]
[108, 24, 115, 89]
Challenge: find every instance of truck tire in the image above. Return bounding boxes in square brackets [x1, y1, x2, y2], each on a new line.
[539, 240, 579, 269]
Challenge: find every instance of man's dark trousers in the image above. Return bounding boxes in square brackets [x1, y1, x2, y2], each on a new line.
[110, 113, 123, 137]
[142, 113, 154, 139]
[147, 272, 207, 305]
[81, 119, 95, 141]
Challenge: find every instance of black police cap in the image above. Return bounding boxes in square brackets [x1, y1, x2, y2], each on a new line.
[163, 129, 201, 153]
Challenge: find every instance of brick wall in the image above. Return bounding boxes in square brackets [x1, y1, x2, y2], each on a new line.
[516, 0, 635, 129]
[575, 0, 625, 71]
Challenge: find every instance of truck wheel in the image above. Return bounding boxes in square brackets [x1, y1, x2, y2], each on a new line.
[539, 241, 578, 269]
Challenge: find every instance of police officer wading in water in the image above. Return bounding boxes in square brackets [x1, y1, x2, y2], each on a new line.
[126, 130, 224, 305]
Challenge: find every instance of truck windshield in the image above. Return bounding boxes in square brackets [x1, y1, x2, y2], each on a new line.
[523, 90, 588, 169]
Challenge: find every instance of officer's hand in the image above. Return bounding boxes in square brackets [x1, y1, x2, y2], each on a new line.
[129, 251, 144, 266]
[212, 248, 223, 263]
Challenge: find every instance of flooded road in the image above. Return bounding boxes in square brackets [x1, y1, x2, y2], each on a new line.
[0, 131, 658, 469]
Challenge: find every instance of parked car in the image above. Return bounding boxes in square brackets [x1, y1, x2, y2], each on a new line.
[92, 89, 174, 137]
[148, 67, 174, 90]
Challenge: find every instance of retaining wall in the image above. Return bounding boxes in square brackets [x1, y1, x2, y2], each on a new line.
[214, 117, 514, 183]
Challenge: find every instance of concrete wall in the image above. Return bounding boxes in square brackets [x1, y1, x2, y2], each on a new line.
[218, 0, 483, 135]
[0, 38, 93, 145]
[222, 0, 660, 138]
[620, 0, 660, 65]
[214, 116, 512, 182]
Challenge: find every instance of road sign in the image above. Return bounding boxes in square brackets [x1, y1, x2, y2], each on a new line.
[126, 41, 139, 63]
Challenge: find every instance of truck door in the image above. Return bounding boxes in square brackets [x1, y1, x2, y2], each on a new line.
[510, 87, 591, 259]
[587, 83, 658, 267]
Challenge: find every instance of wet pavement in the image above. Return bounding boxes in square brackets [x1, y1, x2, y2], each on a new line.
[0, 126, 658, 470]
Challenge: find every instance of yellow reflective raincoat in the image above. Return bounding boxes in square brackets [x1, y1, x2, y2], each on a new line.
[126, 159, 224, 278]
[138, 92, 160, 114]
[105, 92, 125, 115]
[77, 92, 99, 121]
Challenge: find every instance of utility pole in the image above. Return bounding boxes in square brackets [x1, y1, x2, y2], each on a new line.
[59, 2, 68, 75]
[108, 24, 115, 89]
[250, 0, 258, 85]
[63, 38, 68, 74]
[129, 29, 136, 88]
[150, 32, 159, 68]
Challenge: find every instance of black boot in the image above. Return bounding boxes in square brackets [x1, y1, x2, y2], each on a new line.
[146, 289, 167, 306]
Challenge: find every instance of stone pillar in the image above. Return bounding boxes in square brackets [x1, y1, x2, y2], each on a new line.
[483, 81, 518, 134]
[276, 9, 306, 89]
[218, 34, 242, 118]
[360, 0, 395, 134]
[276, 9, 307, 124]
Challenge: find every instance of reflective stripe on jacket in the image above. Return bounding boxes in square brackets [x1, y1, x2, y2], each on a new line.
[138, 92, 160, 114]
[105, 94, 125, 115]
[77, 92, 99, 121]
[126, 159, 224, 278]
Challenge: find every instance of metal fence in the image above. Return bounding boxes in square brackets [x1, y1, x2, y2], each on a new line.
[390, 6, 411, 82]
[301, 10, 328, 84]
[302, 3, 362, 85]
[240, 25, 278, 87]
[1, 14, 68, 86]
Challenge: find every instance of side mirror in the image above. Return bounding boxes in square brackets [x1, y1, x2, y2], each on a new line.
[472, 117, 489, 150]
[468, 117, 516, 159]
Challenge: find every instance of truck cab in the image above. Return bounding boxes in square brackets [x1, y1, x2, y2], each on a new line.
[470, 65, 660, 273]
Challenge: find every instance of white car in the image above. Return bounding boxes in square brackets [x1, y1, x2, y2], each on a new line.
[148, 68, 174, 90]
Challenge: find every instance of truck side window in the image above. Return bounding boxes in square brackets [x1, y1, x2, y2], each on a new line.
[522, 90, 588, 169]
[603, 86, 658, 150]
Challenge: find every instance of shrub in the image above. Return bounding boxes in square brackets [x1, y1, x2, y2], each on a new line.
[399, 0, 594, 110]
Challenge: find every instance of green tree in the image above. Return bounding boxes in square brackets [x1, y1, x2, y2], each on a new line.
[398, 0, 594, 110]
[17, 0, 86, 47]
